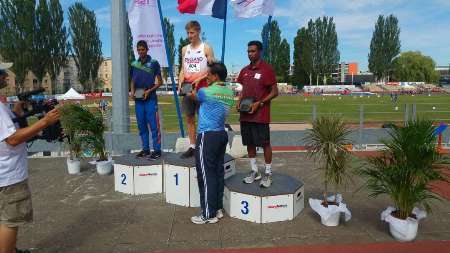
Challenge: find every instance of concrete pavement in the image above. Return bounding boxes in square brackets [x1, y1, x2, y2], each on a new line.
[17, 153, 450, 253]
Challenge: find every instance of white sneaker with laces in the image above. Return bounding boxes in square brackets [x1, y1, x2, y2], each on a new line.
[191, 215, 219, 224]
[260, 173, 273, 188]
[243, 171, 262, 184]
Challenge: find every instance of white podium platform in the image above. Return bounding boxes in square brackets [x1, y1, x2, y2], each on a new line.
[224, 172, 304, 223]
[114, 154, 165, 195]
[163, 152, 236, 207]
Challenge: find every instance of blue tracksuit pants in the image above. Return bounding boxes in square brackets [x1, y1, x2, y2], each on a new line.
[135, 99, 161, 152]
[195, 131, 228, 219]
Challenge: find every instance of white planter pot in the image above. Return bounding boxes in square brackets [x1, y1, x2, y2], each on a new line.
[309, 195, 352, 227]
[67, 158, 81, 174]
[388, 215, 418, 242]
[321, 211, 340, 226]
[381, 206, 426, 242]
[96, 160, 112, 175]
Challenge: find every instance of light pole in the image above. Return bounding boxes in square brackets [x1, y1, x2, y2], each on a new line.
[111, 0, 130, 154]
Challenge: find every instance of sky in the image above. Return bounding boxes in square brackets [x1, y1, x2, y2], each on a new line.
[59, 0, 450, 73]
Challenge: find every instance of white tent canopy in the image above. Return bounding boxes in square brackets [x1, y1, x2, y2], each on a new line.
[58, 88, 85, 100]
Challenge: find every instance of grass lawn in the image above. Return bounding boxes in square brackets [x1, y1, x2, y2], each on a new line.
[72, 94, 450, 133]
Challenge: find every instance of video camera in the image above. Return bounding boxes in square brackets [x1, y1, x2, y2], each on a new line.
[14, 88, 64, 142]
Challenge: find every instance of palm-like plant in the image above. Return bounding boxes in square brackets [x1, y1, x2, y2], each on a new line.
[303, 115, 353, 205]
[360, 119, 448, 219]
[60, 104, 88, 160]
[83, 108, 108, 161]
[60, 104, 108, 161]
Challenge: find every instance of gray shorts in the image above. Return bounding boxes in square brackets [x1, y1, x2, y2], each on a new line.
[0, 180, 33, 227]
[182, 95, 199, 117]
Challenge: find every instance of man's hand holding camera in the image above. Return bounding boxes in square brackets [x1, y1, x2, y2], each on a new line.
[42, 108, 61, 126]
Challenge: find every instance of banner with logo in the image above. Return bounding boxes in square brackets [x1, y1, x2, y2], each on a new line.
[231, 0, 275, 18]
[128, 0, 168, 67]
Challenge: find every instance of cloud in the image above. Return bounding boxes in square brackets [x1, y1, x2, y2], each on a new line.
[272, 0, 450, 69]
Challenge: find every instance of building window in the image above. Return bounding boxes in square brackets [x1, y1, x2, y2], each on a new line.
[105, 74, 108, 78]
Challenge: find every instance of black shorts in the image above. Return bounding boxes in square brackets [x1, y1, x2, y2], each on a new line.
[240, 122, 270, 147]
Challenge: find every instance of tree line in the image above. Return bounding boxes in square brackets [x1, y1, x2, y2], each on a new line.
[0, 0, 102, 93]
[1, 0, 439, 94]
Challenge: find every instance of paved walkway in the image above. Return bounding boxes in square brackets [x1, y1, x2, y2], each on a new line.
[17, 153, 450, 253]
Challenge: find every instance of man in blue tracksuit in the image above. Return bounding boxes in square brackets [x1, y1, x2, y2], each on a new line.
[130, 40, 162, 160]
[187, 62, 235, 224]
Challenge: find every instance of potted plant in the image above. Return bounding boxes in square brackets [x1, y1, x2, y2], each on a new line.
[303, 115, 353, 226]
[60, 104, 86, 174]
[360, 119, 448, 241]
[83, 108, 112, 175]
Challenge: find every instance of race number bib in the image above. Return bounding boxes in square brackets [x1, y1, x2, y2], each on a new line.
[188, 63, 201, 73]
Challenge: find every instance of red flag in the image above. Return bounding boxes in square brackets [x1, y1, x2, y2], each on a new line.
[178, 0, 198, 14]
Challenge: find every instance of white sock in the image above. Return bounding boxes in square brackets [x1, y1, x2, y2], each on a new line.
[250, 158, 258, 172]
[265, 164, 272, 175]
[190, 144, 195, 149]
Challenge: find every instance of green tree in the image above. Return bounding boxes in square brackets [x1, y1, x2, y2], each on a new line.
[278, 39, 290, 83]
[261, 20, 281, 68]
[68, 2, 102, 92]
[126, 13, 135, 64]
[48, 0, 70, 94]
[32, 0, 52, 87]
[162, 17, 175, 82]
[0, 0, 35, 92]
[293, 27, 313, 87]
[392, 51, 439, 83]
[177, 37, 190, 73]
[126, 13, 135, 87]
[262, 19, 292, 82]
[368, 15, 401, 82]
[307, 16, 340, 85]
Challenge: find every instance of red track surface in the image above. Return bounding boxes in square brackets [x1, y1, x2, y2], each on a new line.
[155, 240, 450, 253]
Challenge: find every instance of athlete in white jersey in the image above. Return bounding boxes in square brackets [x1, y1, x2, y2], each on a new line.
[179, 20, 215, 159]
[183, 43, 209, 86]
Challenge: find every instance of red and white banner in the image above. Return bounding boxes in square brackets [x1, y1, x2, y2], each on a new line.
[128, 0, 168, 67]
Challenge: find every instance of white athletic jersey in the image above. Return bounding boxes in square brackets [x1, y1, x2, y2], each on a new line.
[183, 42, 208, 84]
[0, 102, 28, 187]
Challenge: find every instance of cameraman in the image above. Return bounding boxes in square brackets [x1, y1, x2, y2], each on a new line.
[0, 62, 60, 253]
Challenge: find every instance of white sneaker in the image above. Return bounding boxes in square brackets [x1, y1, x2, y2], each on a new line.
[243, 171, 262, 184]
[216, 209, 224, 219]
[191, 215, 219, 224]
[260, 173, 272, 188]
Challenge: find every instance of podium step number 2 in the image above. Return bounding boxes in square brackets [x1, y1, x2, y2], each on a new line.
[114, 164, 134, 195]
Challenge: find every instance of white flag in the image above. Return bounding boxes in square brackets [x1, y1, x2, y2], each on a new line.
[231, 0, 275, 18]
[128, 0, 168, 67]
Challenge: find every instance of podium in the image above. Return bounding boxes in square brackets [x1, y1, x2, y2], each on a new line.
[224, 172, 304, 223]
[114, 154, 164, 195]
[163, 153, 236, 207]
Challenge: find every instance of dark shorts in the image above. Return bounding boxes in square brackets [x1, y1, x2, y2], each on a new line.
[240, 121, 270, 147]
[182, 95, 199, 117]
[0, 180, 33, 228]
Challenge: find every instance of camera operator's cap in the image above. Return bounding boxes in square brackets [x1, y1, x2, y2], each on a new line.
[0, 62, 13, 75]
[0, 62, 13, 70]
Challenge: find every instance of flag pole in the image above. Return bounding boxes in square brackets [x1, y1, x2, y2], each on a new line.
[262, 15, 272, 60]
[157, 0, 185, 138]
[221, 0, 228, 63]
